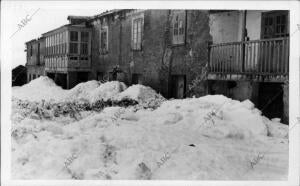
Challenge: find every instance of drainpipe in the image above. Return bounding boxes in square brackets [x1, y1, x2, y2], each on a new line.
[241, 10, 247, 72]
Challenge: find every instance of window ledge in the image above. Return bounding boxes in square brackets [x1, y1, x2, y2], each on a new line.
[172, 42, 186, 47]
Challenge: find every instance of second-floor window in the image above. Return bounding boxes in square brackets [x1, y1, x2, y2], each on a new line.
[172, 11, 186, 45]
[70, 31, 78, 41]
[261, 11, 289, 39]
[132, 17, 143, 50]
[80, 32, 89, 55]
[30, 45, 33, 57]
[81, 43, 88, 55]
[70, 43, 78, 54]
[70, 31, 79, 54]
[100, 27, 108, 54]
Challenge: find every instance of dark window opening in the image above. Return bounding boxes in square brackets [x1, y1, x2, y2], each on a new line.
[70, 31, 78, 41]
[80, 43, 88, 55]
[70, 43, 78, 54]
[80, 57, 88, 60]
[81, 32, 89, 42]
[70, 56, 78, 60]
[261, 11, 289, 39]
[100, 28, 108, 53]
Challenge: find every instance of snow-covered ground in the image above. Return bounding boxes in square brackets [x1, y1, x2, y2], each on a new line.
[11, 77, 289, 180]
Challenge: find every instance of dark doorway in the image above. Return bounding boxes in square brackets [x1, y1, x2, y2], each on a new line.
[132, 73, 143, 85]
[47, 73, 55, 80]
[171, 75, 186, 99]
[97, 72, 104, 81]
[77, 72, 89, 83]
[257, 83, 284, 121]
[54, 73, 67, 89]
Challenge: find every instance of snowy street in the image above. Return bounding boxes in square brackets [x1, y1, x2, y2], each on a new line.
[11, 77, 289, 180]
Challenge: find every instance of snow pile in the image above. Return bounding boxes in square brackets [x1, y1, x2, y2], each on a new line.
[11, 92, 289, 179]
[117, 85, 166, 109]
[13, 77, 161, 108]
[12, 76, 67, 101]
[66, 81, 101, 102]
[89, 81, 127, 102]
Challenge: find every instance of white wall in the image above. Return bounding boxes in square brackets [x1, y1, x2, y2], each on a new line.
[246, 10, 268, 40]
[209, 10, 269, 43]
[209, 11, 243, 44]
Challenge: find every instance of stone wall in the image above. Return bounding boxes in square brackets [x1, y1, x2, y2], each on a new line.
[90, 10, 211, 98]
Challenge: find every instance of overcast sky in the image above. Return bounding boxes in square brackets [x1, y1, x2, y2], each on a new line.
[4, 2, 102, 68]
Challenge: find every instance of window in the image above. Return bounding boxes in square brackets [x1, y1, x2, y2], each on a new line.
[80, 32, 89, 55]
[70, 31, 79, 54]
[80, 43, 88, 55]
[70, 43, 78, 54]
[132, 17, 143, 50]
[172, 11, 186, 45]
[70, 56, 78, 60]
[70, 31, 78, 41]
[261, 11, 289, 39]
[80, 57, 88, 60]
[100, 27, 108, 53]
[30, 45, 33, 56]
[81, 32, 89, 42]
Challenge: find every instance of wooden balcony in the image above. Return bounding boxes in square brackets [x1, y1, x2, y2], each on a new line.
[208, 37, 289, 82]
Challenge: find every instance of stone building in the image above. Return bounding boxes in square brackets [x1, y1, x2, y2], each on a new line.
[88, 9, 211, 98]
[207, 10, 289, 123]
[24, 9, 289, 123]
[25, 37, 45, 82]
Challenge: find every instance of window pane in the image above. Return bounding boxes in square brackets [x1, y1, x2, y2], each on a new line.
[70, 43, 78, 54]
[80, 43, 88, 54]
[100, 30, 107, 51]
[132, 18, 143, 50]
[70, 31, 78, 41]
[81, 32, 89, 42]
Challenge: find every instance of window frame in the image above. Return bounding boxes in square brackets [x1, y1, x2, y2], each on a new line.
[131, 16, 144, 51]
[69, 31, 79, 55]
[30, 45, 33, 57]
[100, 26, 108, 54]
[172, 11, 186, 46]
[261, 10, 289, 39]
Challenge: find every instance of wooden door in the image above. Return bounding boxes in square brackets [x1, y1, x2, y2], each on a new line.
[171, 75, 186, 99]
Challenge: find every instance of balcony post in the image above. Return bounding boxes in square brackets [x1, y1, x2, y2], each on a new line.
[241, 10, 247, 72]
[207, 41, 212, 72]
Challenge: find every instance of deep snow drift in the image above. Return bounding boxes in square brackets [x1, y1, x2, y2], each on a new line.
[11, 77, 288, 180]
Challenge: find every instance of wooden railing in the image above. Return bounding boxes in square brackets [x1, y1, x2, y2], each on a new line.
[208, 37, 289, 76]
